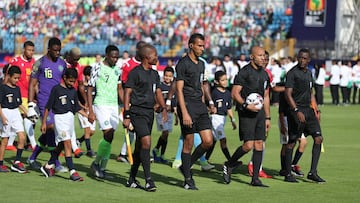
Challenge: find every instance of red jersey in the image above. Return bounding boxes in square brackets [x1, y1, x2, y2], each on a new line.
[66, 61, 83, 91]
[9, 55, 35, 98]
[121, 57, 141, 84]
[265, 68, 273, 83]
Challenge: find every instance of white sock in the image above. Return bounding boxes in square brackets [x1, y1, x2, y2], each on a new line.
[7, 133, 16, 146]
[120, 131, 136, 155]
[71, 129, 79, 152]
[24, 118, 36, 148]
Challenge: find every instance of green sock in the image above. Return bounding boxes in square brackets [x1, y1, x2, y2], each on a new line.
[100, 158, 108, 170]
[95, 139, 111, 164]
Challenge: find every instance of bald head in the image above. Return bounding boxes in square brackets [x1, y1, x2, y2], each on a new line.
[250, 46, 265, 69]
[139, 44, 158, 67]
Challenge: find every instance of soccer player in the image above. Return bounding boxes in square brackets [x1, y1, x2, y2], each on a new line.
[40, 68, 86, 181]
[205, 70, 237, 162]
[123, 44, 167, 192]
[28, 37, 67, 172]
[76, 66, 96, 158]
[0, 66, 28, 173]
[88, 45, 121, 179]
[152, 66, 177, 163]
[116, 41, 146, 163]
[176, 33, 216, 190]
[64, 47, 86, 158]
[223, 46, 271, 187]
[7, 41, 37, 152]
[284, 48, 325, 183]
[27, 37, 68, 172]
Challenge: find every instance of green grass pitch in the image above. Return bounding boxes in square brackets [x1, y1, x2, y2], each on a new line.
[1, 88, 359, 203]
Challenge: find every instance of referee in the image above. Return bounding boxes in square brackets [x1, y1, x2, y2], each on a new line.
[176, 33, 216, 190]
[223, 46, 271, 187]
[284, 48, 325, 183]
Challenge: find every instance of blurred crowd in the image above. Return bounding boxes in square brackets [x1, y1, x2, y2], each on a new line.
[0, 0, 293, 56]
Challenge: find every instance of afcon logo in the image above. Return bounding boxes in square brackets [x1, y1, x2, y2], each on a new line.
[307, 0, 325, 11]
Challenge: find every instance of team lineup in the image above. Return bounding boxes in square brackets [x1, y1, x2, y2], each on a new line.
[0, 33, 325, 191]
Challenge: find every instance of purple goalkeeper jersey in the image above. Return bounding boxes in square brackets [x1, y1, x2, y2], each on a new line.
[31, 56, 66, 109]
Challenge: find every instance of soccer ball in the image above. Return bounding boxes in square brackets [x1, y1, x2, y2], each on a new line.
[246, 93, 264, 110]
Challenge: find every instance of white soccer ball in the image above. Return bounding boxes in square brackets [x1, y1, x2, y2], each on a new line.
[246, 93, 264, 110]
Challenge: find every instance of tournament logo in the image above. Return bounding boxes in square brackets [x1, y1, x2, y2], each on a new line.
[304, 0, 326, 27]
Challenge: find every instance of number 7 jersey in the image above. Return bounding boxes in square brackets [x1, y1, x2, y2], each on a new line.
[89, 62, 121, 106]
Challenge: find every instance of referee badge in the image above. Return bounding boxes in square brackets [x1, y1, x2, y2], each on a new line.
[153, 84, 156, 93]
[200, 73, 204, 82]
[263, 81, 267, 90]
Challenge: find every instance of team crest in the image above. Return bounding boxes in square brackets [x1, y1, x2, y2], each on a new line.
[60, 131, 67, 138]
[58, 65, 64, 72]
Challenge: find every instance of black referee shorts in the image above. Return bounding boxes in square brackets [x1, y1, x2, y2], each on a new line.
[287, 107, 322, 144]
[238, 109, 266, 141]
[177, 100, 212, 136]
[130, 106, 154, 138]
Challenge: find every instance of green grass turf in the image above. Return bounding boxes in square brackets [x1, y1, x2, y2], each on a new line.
[1, 88, 359, 203]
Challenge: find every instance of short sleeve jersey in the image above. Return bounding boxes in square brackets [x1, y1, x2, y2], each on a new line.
[211, 88, 232, 116]
[9, 55, 35, 98]
[233, 63, 270, 110]
[66, 61, 84, 91]
[125, 65, 160, 109]
[175, 55, 205, 102]
[159, 81, 177, 111]
[45, 84, 80, 114]
[285, 65, 313, 107]
[31, 56, 67, 108]
[88, 62, 120, 106]
[0, 84, 22, 109]
[121, 57, 141, 84]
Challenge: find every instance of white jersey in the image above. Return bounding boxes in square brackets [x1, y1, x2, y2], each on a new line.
[315, 68, 326, 85]
[352, 64, 360, 86]
[330, 64, 340, 85]
[340, 65, 352, 87]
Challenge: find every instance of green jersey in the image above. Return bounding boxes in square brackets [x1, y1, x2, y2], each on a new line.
[89, 62, 120, 106]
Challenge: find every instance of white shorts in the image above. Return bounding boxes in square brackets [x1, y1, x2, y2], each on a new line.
[54, 112, 76, 144]
[94, 105, 119, 130]
[156, 112, 173, 132]
[210, 114, 226, 141]
[279, 116, 289, 144]
[78, 112, 96, 131]
[0, 108, 24, 138]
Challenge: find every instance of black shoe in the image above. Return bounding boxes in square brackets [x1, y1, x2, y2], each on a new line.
[145, 179, 157, 192]
[184, 178, 198, 190]
[86, 150, 96, 158]
[291, 165, 304, 177]
[223, 161, 239, 184]
[91, 161, 103, 178]
[250, 178, 269, 187]
[307, 172, 326, 183]
[126, 177, 143, 189]
[279, 169, 287, 176]
[284, 174, 299, 183]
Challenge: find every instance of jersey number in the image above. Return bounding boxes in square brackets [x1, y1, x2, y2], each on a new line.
[104, 74, 109, 83]
[44, 69, 53, 79]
